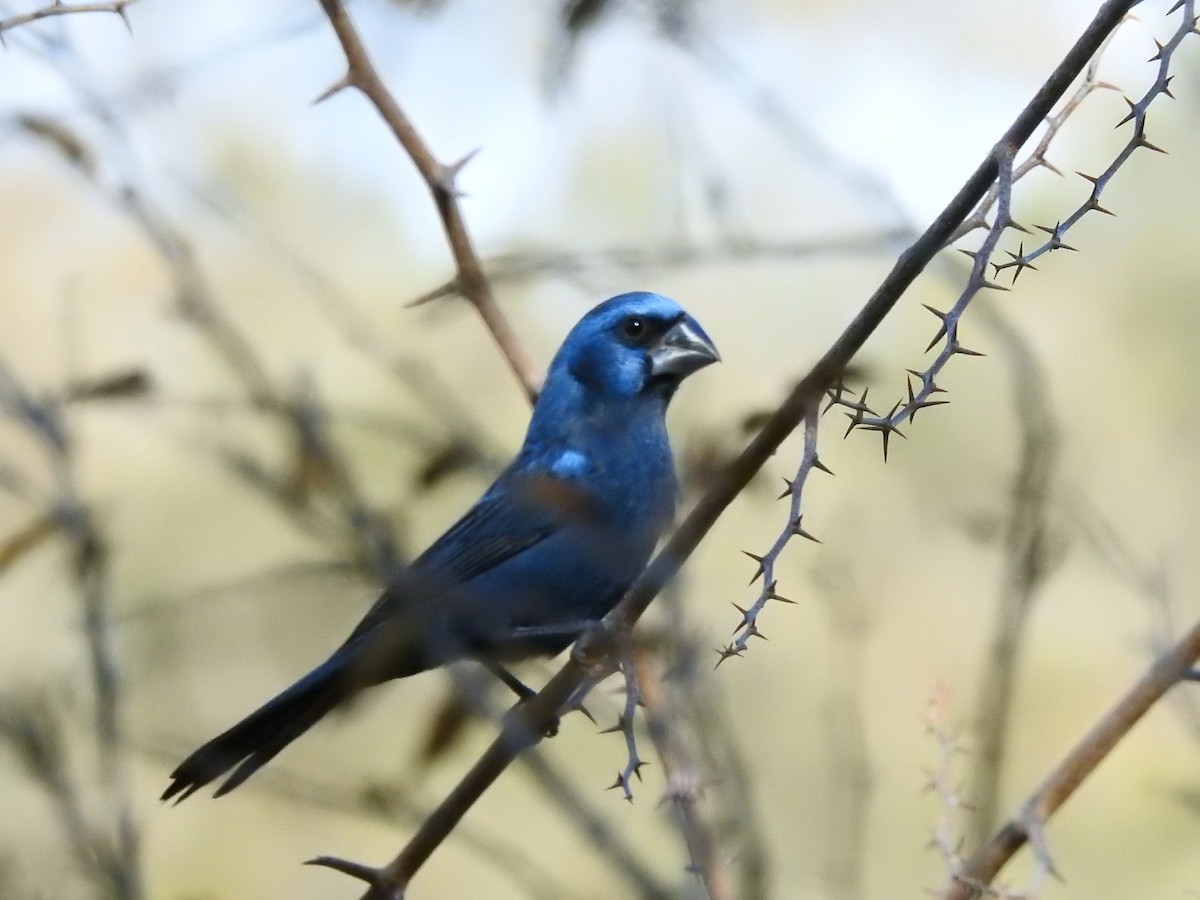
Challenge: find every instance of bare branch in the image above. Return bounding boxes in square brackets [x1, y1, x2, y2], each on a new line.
[941, 616, 1200, 900]
[0, 0, 137, 39]
[315, 0, 543, 401]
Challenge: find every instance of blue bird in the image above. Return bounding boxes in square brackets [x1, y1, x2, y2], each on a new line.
[162, 292, 718, 801]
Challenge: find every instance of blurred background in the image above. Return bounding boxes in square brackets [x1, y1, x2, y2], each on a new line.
[0, 0, 1198, 897]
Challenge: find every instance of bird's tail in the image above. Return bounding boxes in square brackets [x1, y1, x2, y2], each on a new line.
[162, 657, 346, 802]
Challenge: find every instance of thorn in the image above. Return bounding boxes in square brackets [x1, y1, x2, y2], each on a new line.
[1161, 76, 1175, 100]
[861, 403, 906, 462]
[714, 645, 743, 669]
[435, 148, 482, 198]
[776, 477, 794, 501]
[731, 602, 753, 632]
[951, 343, 986, 358]
[998, 244, 1039, 283]
[811, 456, 834, 476]
[1034, 222, 1076, 252]
[979, 279, 1011, 292]
[1167, 0, 1183, 12]
[1135, 133, 1167, 154]
[841, 387, 873, 436]
[1076, 171, 1100, 186]
[922, 305, 949, 352]
[1083, 196, 1115, 217]
[822, 378, 856, 415]
[304, 856, 380, 885]
[957, 248, 979, 261]
[406, 279, 460, 307]
[766, 582, 797, 604]
[905, 374, 950, 423]
[1149, 39, 1165, 62]
[1115, 96, 1138, 127]
[1008, 219, 1031, 235]
[741, 550, 766, 584]
[313, 73, 354, 105]
[566, 700, 596, 725]
[791, 516, 820, 542]
[1038, 156, 1063, 177]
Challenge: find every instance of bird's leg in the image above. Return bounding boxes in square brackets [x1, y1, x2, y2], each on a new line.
[482, 660, 536, 701]
[480, 659, 596, 734]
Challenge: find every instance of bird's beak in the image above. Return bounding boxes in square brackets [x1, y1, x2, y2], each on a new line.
[648, 316, 720, 379]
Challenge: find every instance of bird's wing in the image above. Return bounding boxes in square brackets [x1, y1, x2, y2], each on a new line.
[344, 471, 591, 643]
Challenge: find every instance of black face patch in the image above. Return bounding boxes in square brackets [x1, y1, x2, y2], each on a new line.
[614, 313, 677, 348]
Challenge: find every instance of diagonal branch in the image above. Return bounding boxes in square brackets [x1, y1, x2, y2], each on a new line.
[306, 2, 1145, 895]
[940, 617, 1200, 900]
[0, 0, 137, 39]
[315, 0, 543, 402]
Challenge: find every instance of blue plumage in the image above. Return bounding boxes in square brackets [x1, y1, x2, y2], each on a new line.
[163, 292, 717, 800]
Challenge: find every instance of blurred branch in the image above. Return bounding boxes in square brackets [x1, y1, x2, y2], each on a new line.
[315, 0, 543, 402]
[411, 231, 911, 306]
[635, 648, 731, 900]
[813, 562, 875, 900]
[940, 616, 1200, 900]
[966, 305, 1061, 847]
[0, 364, 143, 900]
[139, 747, 604, 900]
[471, 230, 911, 291]
[0, 0, 136, 39]
[0, 693, 105, 892]
[517, 746, 675, 899]
[174, 173, 501, 449]
[307, 2, 1145, 895]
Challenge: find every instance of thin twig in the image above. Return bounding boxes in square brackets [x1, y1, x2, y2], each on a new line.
[315, 0, 543, 401]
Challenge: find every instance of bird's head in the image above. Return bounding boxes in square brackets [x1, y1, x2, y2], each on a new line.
[548, 292, 719, 403]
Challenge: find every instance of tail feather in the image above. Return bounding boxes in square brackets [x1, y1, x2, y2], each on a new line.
[163, 660, 344, 802]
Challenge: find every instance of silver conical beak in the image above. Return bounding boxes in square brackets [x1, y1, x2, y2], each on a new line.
[648, 316, 720, 379]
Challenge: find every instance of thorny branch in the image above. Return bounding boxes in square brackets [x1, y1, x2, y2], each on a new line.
[0, 0, 136, 39]
[728, 0, 1195, 652]
[431, 234, 913, 300]
[603, 639, 647, 802]
[305, 1, 1151, 895]
[940, 616, 1200, 900]
[315, 0, 543, 402]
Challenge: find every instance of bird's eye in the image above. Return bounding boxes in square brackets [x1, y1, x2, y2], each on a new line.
[620, 316, 647, 341]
